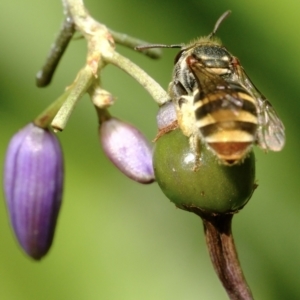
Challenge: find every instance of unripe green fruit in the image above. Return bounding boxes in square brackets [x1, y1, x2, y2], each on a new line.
[153, 129, 256, 214]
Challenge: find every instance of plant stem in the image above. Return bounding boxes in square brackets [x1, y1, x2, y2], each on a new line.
[186, 208, 253, 300]
[104, 51, 169, 105]
[95, 107, 111, 125]
[51, 66, 94, 131]
[108, 28, 162, 59]
[34, 89, 71, 129]
[204, 214, 253, 300]
[36, 16, 75, 87]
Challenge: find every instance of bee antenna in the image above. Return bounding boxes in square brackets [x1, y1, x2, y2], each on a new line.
[135, 44, 183, 51]
[208, 10, 231, 39]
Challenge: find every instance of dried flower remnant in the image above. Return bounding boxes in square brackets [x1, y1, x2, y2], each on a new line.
[3, 123, 64, 260]
[100, 117, 154, 184]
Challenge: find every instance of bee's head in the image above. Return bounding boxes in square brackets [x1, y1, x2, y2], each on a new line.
[190, 44, 232, 69]
[173, 10, 231, 66]
[135, 10, 232, 69]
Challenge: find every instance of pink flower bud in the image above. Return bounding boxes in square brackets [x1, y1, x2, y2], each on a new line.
[156, 101, 177, 130]
[100, 118, 154, 184]
[3, 123, 64, 260]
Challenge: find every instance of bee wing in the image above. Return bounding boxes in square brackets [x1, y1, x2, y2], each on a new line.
[189, 61, 246, 115]
[233, 62, 285, 151]
[255, 98, 285, 151]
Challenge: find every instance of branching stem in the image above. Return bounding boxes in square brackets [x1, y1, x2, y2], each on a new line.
[39, 0, 169, 131]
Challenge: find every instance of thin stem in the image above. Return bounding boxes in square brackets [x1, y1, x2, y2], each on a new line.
[63, 0, 115, 75]
[49, 0, 168, 132]
[63, 0, 169, 106]
[95, 106, 111, 125]
[51, 66, 94, 131]
[108, 28, 162, 59]
[34, 89, 71, 129]
[36, 16, 75, 87]
[185, 207, 253, 300]
[202, 213, 253, 300]
[104, 51, 169, 105]
[204, 217, 253, 300]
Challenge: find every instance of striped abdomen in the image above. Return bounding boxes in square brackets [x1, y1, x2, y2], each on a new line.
[194, 85, 258, 164]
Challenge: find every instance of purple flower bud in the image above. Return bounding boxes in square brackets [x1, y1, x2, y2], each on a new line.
[3, 123, 64, 260]
[100, 118, 155, 184]
[156, 101, 177, 130]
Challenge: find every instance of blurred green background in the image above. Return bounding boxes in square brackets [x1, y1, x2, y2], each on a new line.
[0, 0, 299, 299]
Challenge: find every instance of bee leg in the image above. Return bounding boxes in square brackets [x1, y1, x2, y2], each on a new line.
[153, 120, 178, 142]
[189, 134, 202, 171]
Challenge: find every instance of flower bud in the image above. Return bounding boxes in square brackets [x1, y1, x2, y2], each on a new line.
[4, 123, 64, 260]
[156, 101, 177, 130]
[100, 117, 154, 184]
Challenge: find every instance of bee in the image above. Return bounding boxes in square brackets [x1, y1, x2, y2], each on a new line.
[138, 11, 285, 165]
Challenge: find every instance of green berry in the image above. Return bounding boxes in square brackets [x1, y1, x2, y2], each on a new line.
[153, 129, 256, 214]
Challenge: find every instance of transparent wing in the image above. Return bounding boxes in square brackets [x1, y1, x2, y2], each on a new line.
[233, 60, 285, 151]
[255, 98, 285, 151]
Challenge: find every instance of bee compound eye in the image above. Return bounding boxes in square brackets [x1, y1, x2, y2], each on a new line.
[156, 101, 177, 130]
